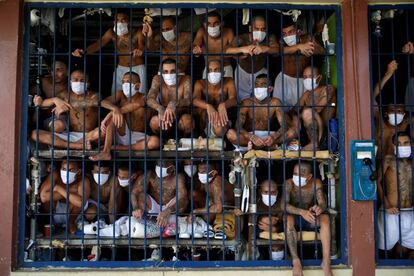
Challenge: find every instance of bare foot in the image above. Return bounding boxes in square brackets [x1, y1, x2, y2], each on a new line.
[89, 151, 111, 161]
[321, 260, 333, 276]
[302, 143, 319, 151]
[292, 259, 303, 276]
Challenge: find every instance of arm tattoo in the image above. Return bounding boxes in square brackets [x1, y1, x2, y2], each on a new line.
[147, 76, 163, 112]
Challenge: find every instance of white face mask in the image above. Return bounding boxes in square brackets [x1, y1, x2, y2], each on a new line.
[155, 165, 171, 178]
[162, 29, 176, 42]
[394, 145, 412, 158]
[118, 177, 130, 187]
[388, 113, 404, 126]
[292, 175, 308, 187]
[122, 82, 139, 98]
[208, 25, 221, 38]
[198, 172, 213, 184]
[283, 34, 297, 46]
[71, 81, 86, 95]
[162, 73, 176, 86]
[252, 31, 266, 43]
[61, 170, 77, 185]
[208, 72, 221, 85]
[184, 165, 197, 177]
[254, 87, 268, 101]
[261, 194, 277, 207]
[93, 173, 110, 186]
[303, 78, 319, 91]
[113, 22, 128, 36]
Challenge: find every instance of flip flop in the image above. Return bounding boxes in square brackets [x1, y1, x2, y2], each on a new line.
[214, 230, 227, 240]
[203, 229, 214, 238]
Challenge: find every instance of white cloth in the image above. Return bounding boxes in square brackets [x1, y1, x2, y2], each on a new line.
[112, 64, 147, 93]
[53, 200, 89, 226]
[202, 64, 233, 79]
[249, 130, 276, 139]
[55, 131, 84, 143]
[116, 123, 146, 146]
[149, 8, 182, 16]
[235, 65, 268, 101]
[377, 207, 414, 250]
[273, 72, 304, 111]
[147, 194, 175, 216]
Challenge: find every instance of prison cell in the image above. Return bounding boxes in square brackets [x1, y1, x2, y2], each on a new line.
[20, 3, 345, 268]
[369, 5, 414, 265]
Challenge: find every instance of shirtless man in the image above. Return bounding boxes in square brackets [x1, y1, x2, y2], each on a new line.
[31, 60, 69, 132]
[31, 70, 114, 149]
[373, 60, 412, 156]
[226, 74, 285, 149]
[72, 9, 147, 93]
[257, 179, 285, 261]
[131, 160, 188, 228]
[84, 162, 122, 224]
[226, 16, 279, 100]
[190, 162, 234, 223]
[193, 11, 234, 78]
[289, 66, 336, 150]
[377, 131, 414, 258]
[90, 72, 160, 161]
[193, 59, 237, 138]
[40, 160, 90, 234]
[273, 16, 324, 110]
[147, 58, 192, 137]
[402, 41, 414, 112]
[282, 162, 332, 276]
[142, 16, 191, 74]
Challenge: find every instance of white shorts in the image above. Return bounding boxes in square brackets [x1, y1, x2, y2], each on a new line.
[53, 200, 89, 226]
[202, 64, 233, 79]
[377, 207, 414, 250]
[55, 131, 84, 143]
[116, 124, 146, 146]
[273, 72, 304, 111]
[249, 130, 276, 139]
[146, 195, 177, 225]
[112, 64, 147, 94]
[235, 65, 268, 101]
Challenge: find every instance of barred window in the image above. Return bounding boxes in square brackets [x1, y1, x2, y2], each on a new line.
[21, 3, 344, 270]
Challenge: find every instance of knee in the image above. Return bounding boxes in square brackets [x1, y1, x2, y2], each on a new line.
[301, 108, 313, 124]
[226, 129, 237, 144]
[147, 136, 160, 149]
[31, 129, 38, 141]
[150, 116, 160, 132]
[178, 114, 192, 134]
[51, 120, 66, 133]
[319, 214, 330, 227]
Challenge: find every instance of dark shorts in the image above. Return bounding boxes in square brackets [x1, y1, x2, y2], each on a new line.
[295, 215, 318, 231]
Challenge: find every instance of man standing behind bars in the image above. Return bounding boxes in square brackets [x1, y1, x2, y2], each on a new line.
[147, 58, 192, 137]
[226, 74, 285, 149]
[193, 59, 237, 138]
[40, 160, 90, 234]
[226, 15, 279, 101]
[142, 16, 191, 74]
[131, 160, 188, 228]
[89, 72, 160, 161]
[377, 131, 414, 258]
[282, 162, 332, 276]
[273, 16, 324, 111]
[72, 9, 147, 93]
[193, 11, 235, 78]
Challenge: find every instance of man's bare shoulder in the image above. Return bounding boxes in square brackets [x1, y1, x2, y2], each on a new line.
[241, 98, 253, 106]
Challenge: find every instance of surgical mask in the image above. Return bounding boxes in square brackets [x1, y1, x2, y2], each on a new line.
[261, 194, 277, 207]
[71, 82, 86, 95]
[252, 31, 266, 43]
[93, 173, 110, 186]
[162, 29, 176, 42]
[118, 177, 130, 187]
[394, 146, 412, 158]
[254, 87, 268, 101]
[208, 72, 221, 85]
[122, 82, 138, 98]
[208, 25, 221, 38]
[155, 165, 172, 178]
[388, 113, 404, 126]
[60, 170, 76, 185]
[292, 175, 307, 187]
[198, 172, 213, 184]
[283, 34, 297, 46]
[113, 22, 128, 36]
[303, 78, 319, 91]
[184, 165, 197, 177]
[162, 73, 176, 86]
